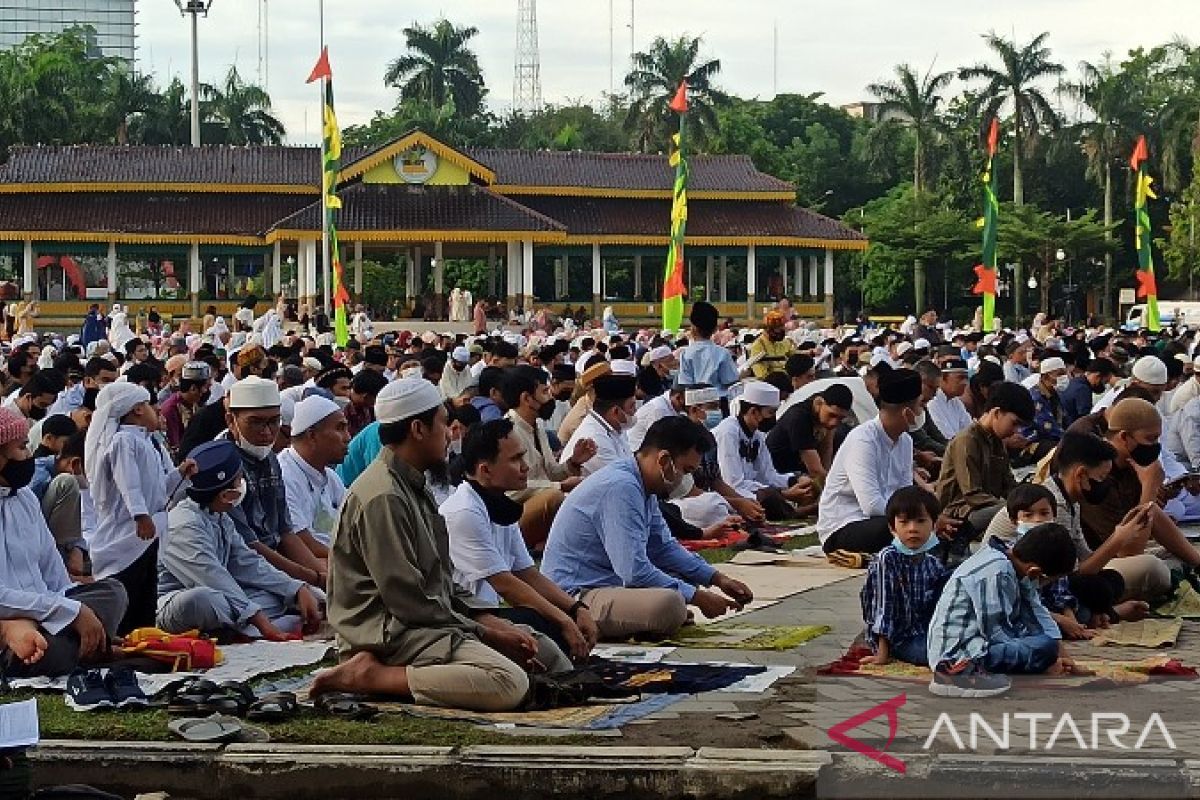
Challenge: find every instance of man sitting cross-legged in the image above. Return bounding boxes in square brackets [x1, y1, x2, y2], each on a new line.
[541, 415, 754, 641]
[314, 379, 570, 712]
[442, 418, 599, 664]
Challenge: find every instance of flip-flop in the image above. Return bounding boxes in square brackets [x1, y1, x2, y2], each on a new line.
[314, 692, 378, 720]
[168, 714, 244, 743]
[247, 691, 299, 723]
[827, 549, 870, 569]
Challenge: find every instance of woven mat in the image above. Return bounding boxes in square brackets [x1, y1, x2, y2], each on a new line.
[1155, 583, 1200, 618]
[1090, 618, 1183, 648]
[707, 563, 861, 601]
[666, 624, 831, 651]
[377, 694, 683, 730]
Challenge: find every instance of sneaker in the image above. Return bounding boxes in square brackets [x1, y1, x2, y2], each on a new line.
[65, 668, 114, 712]
[928, 660, 1011, 698]
[105, 666, 148, 709]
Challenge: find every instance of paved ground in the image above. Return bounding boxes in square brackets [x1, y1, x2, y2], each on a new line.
[618, 571, 1200, 764]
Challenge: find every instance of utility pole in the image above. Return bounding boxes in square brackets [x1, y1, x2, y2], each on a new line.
[173, 1, 213, 147]
[319, 0, 330, 313]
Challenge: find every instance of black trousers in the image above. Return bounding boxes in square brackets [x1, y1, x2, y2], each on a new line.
[112, 541, 159, 635]
[4, 579, 128, 679]
[1069, 569, 1126, 622]
[493, 607, 571, 657]
[660, 500, 704, 540]
[822, 516, 892, 554]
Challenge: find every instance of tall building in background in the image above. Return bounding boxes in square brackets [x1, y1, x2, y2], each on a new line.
[0, 0, 137, 62]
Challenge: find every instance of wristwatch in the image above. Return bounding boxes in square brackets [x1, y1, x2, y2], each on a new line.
[568, 600, 589, 620]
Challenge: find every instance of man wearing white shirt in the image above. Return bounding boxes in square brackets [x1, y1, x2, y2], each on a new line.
[713, 381, 813, 520]
[628, 381, 688, 451]
[440, 346, 475, 400]
[1170, 355, 1200, 415]
[279, 395, 350, 561]
[560, 362, 638, 478]
[926, 357, 974, 440]
[1094, 355, 1168, 411]
[818, 368, 923, 554]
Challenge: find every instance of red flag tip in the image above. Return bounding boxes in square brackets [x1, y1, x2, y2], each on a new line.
[986, 117, 999, 156]
[1130, 135, 1149, 171]
[669, 81, 689, 113]
[306, 46, 332, 84]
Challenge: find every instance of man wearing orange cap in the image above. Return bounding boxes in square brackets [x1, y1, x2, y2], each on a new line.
[747, 311, 795, 380]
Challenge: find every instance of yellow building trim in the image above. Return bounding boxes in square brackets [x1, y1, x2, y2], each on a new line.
[0, 183, 318, 195]
[562, 234, 868, 250]
[338, 131, 496, 185]
[491, 184, 796, 201]
[267, 228, 566, 244]
[0, 231, 267, 246]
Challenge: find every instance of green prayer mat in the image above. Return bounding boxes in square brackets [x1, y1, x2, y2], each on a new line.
[666, 624, 831, 651]
[1154, 582, 1200, 619]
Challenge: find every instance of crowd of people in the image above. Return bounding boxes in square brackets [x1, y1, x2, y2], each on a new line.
[5, 294, 1200, 706]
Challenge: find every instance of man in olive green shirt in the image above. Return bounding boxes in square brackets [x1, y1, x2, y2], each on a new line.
[315, 378, 569, 712]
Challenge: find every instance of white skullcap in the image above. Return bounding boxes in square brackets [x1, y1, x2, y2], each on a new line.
[1132, 355, 1168, 386]
[913, 338, 931, 350]
[421, 331, 438, 344]
[740, 380, 781, 409]
[983, 354, 1003, 367]
[279, 394, 297, 428]
[895, 341, 914, 356]
[228, 376, 281, 409]
[302, 357, 323, 372]
[401, 365, 423, 379]
[982, 333, 998, 346]
[610, 359, 637, 377]
[376, 377, 443, 424]
[291, 395, 341, 436]
[648, 345, 673, 362]
[684, 387, 719, 406]
[1039, 357, 1066, 375]
[451, 346, 470, 363]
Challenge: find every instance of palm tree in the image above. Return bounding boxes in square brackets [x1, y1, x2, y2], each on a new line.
[200, 66, 285, 145]
[129, 77, 191, 145]
[867, 64, 954, 309]
[104, 65, 156, 144]
[384, 19, 485, 119]
[624, 36, 726, 153]
[1067, 58, 1137, 319]
[960, 31, 1064, 322]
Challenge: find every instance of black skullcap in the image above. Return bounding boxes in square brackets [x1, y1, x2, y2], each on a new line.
[878, 368, 922, 405]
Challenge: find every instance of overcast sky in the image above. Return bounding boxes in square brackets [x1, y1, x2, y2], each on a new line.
[136, 0, 1199, 145]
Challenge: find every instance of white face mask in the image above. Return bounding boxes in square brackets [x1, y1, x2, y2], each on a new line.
[224, 480, 247, 508]
[908, 408, 927, 432]
[1055, 375, 1070, 393]
[1015, 521, 1036, 538]
[232, 422, 274, 461]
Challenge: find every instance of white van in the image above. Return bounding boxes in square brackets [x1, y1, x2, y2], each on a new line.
[1124, 303, 1189, 330]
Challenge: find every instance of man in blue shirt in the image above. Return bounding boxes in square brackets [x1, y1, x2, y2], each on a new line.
[1060, 357, 1115, 428]
[677, 302, 739, 400]
[542, 416, 753, 640]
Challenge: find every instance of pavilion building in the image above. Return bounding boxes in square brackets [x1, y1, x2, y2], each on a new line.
[0, 129, 866, 327]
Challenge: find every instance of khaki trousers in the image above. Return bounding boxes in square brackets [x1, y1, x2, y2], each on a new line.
[519, 487, 565, 551]
[405, 638, 531, 712]
[1107, 553, 1172, 601]
[581, 587, 688, 641]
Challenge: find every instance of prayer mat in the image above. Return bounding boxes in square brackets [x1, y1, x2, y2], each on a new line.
[1154, 582, 1200, 618]
[729, 550, 842, 568]
[377, 694, 685, 730]
[1090, 618, 1183, 648]
[667, 624, 831, 651]
[693, 598, 779, 625]
[709, 563, 861, 601]
[585, 657, 766, 694]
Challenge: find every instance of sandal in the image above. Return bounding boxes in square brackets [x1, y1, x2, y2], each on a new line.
[827, 549, 871, 569]
[314, 692, 378, 721]
[247, 691, 299, 723]
[165, 678, 218, 715]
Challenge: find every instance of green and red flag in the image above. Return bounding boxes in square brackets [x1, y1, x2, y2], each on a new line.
[661, 81, 690, 333]
[971, 117, 1000, 332]
[307, 46, 350, 346]
[1130, 135, 1160, 332]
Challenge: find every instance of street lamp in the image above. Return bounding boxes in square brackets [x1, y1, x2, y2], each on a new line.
[173, 0, 214, 147]
[1027, 275, 1039, 290]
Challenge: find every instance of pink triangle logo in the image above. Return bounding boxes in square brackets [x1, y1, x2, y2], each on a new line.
[826, 693, 908, 774]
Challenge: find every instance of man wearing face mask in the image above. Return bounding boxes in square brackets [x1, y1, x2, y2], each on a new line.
[279, 395, 350, 565]
[543, 416, 754, 640]
[4, 369, 64, 424]
[714, 381, 813, 520]
[157, 439, 323, 639]
[439, 346, 475, 401]
[49, 357, 117, 416]
[1019, 357, 1068, 466]
[0, 407, 128, 677]
[747, 311, 794, 380]
[636, 345, 675, 400]
[224, 377, 327, 590]
[160, 362, 211, 458]
[560, 361, 638, 479]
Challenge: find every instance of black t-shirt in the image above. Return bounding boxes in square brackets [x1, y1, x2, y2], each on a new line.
[766, 397, 819, 474]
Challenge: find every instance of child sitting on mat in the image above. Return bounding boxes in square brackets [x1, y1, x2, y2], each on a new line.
[926, 522, 1077, 698]
[859, 486, 948, 667]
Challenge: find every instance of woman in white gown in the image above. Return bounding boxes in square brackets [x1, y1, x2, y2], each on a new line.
[447, 288, 463, 321]
[107, 303, 135, 350]
[253, 307, 283, 350]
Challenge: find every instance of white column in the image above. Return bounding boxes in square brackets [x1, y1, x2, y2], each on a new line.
[307, 239, 320, 306]
[779, 256, 788, 296]
[705, 256, 714, 301]
[487, 246, 497, 298]
[106, 242, 118, 299]
[521, 238, 535, 307]
[189, 243, 201, 317]
[403, 248, 414, 299]
[558, 258, 567, 296]
[633, 254, 642, 299]
[506, 240, 520, 304]
[433, 241, 444, 294]
[21, 240, 33, 299]
[720, 255, 728, 302]
[824, 248, 835, 319]
[809, 255, 819, 297]
[793, 255, 804, 299]
[746, 245, 757, 319]
[353, 240, 363, 296]
[271, 242, 282, 296]
[591, 243, 602, 312]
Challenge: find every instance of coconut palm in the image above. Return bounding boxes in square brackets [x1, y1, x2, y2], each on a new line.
[129, 77, 191, 145]
[200, 66, 285, 145]
[624, 35, 726, 153]
[104, 65, 157, 144]
[384, 19, 485, 119]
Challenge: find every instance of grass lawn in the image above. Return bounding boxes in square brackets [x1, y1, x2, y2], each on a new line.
[697, 530, 818, 565]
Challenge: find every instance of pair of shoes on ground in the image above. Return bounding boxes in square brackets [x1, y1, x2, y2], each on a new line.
[929, 660, 1011, 698]
[65, 666, 148, 711]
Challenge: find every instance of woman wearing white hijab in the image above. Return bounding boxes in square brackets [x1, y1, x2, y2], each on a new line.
[107, 303, 135, 351]
[84, 381, 196, 632]
[253, 305, 283, 350]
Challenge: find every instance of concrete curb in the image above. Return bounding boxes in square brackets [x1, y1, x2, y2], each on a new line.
[31, 741, 831, 799]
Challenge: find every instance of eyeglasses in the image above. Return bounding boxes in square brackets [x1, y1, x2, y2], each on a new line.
[239, 415, 282, 433]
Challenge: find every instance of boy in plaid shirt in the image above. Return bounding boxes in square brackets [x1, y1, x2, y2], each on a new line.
[859, 486, 948, 667]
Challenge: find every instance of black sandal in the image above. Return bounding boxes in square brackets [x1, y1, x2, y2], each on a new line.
[247, 691, 299, 723]
[314, 692, 377, 720]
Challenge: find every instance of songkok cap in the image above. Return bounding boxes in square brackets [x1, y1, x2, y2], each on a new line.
[236, 345, 266, 368]
[376, 377, 443, 424]
[580, 360, 611, 388]
[551, 363, 575, 382]
[1132, 355, 1168, 386]
[1108, 396, 1161, 433]
[740, 380, 781, 409]
[189, 440, 243, 492]
[228, 376, 280, 409]
[164, 354, 189, 374]
[1039, 357, 1067, 375]
[878, 367, 922, 405]
[940, 358, 968, 373]
[609, 359, 637, 377]
[0, 408, 28, 447]
[181, 361, 211, 382]
[592, 373, 637, 403]
[291, 395, 341, 436]
[684, 386, 719, 407]
[648, 345, 673, 362]
[302, 357, 324, 372]
[451, 346, 470, 363]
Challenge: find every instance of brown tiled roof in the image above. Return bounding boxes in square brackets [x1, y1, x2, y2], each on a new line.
[0, 193, 313, 236]
[272, 184, 565, 233]
[515, 196, 865, 241]
[465, 148, 795, 193]
[1, 145, 321, 186]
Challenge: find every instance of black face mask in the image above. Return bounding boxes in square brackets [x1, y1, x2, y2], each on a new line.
[554, 389, 573, 402]
[27, 405, 46, 421]
[83, 386, 99, 409]
[537, 398, 556, 420]
[1081, 476, 1111, 505]
[467, 480, 523, 526]
[1130, 441, 1162, 467]
[0, 456, 35, 491]
[758, 417, 777, 434]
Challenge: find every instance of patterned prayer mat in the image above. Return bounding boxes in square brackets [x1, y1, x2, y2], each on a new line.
[1154, 582, 1200, 618]
[667, 624, 831, 651]
[1090, 618, 1183, 648]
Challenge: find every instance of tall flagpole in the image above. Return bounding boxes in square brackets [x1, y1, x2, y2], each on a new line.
[319, 0, 331, 315]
